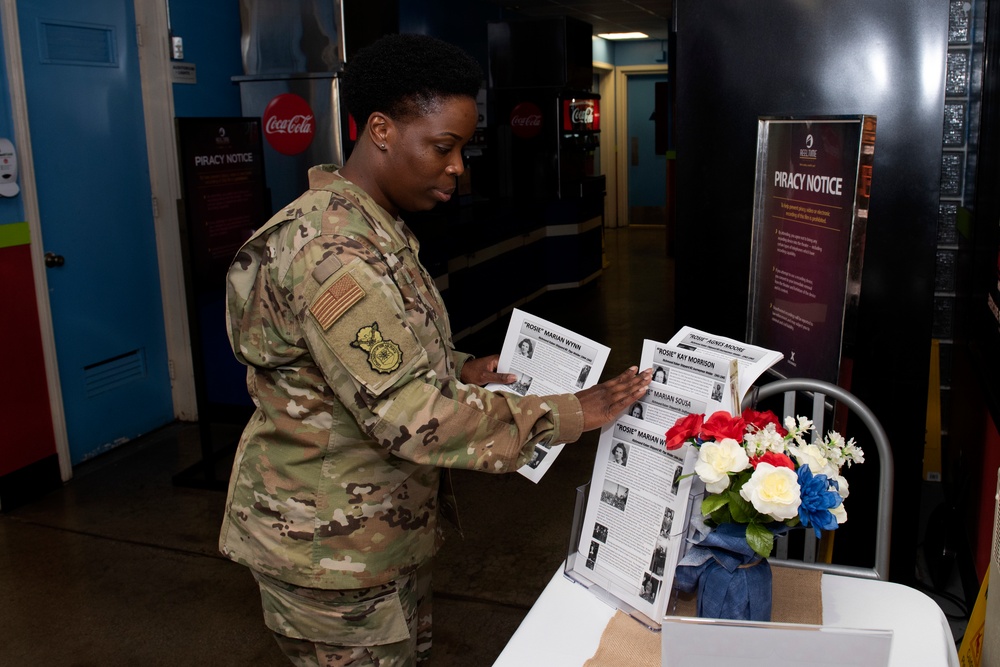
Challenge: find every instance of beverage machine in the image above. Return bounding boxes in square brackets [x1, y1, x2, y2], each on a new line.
[493, 87, 603, 201]
[488, 16, 606, 286]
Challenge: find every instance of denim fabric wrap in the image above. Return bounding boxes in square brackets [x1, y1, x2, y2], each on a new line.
[674, 523, 773, 621]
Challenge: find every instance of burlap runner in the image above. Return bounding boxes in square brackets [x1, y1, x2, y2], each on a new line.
[583, 565, 823, 667]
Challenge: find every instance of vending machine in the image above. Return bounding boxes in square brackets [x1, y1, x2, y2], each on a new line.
[559, 93, 604, 201]
[493, 88, 603, 202]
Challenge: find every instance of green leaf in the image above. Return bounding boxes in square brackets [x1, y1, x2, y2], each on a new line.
[713, 505, 733, 525]
[728, 491, 757, 524]
[701, 494, 730, 517]
[729, 473, 749, 494]
[746, 523, 774, 559]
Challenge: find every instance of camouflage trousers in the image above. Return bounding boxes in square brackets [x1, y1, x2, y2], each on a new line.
[253, 564, 433, 667]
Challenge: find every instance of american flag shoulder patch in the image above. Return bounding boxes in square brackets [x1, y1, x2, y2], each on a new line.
[310, 273, 365, 330]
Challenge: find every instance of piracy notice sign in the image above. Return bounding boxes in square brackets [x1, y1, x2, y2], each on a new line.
[746, 115, 877, 384]
[176, 117, 268, 283]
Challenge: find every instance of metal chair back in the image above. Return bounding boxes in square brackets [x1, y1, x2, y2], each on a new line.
[741, 378, 893, 580]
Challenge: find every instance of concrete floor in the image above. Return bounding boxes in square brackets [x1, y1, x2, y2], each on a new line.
[0, 226, 969, 665]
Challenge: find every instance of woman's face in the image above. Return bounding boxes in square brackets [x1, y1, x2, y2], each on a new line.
[379, 96, 478, 214]
[519, 341, 530, 354]
[613, 446, 624, 461]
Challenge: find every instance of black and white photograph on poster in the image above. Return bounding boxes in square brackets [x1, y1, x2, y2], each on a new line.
[587, 540, 601, 569]
[600, 481, 629, 511]
[670, 467, 683, 495]
[485, 308, 611, 483]
[711, 381, 724, 402]
[649, 537, 668, 577]
[628, 402, 644, 419]
[609, 441, 629, 466]
[593, 523, 608, 543]
[659, 507, 675, 537]
[526, 446, 548, 469]
[510, 373, 533, 395]
[652, 366, 668, 384]
[639, 572, 660, 604]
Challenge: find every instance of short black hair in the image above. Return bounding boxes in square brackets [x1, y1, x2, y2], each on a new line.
[342, 33, 483, 127]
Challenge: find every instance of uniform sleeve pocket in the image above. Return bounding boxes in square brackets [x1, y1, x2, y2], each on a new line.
[308, 263, 423, 399]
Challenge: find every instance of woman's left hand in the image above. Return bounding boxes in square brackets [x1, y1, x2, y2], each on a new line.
[461, 354, 516, 386]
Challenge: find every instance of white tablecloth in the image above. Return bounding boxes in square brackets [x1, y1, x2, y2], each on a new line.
[493, 566, 959, 667]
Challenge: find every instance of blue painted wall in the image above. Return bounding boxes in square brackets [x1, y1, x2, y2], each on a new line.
[168, 0, 243, 117]
[615, 39, 669, 66]
[593, 36, 613, 65]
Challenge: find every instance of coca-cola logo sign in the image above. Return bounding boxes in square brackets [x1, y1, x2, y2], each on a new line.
[562, 98, 600, 132]
[571, 106, 594, 124]
[510, 101, 543, 139]
[262, 93, 315, 155]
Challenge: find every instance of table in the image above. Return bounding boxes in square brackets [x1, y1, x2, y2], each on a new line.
[494, 565, 959, 666]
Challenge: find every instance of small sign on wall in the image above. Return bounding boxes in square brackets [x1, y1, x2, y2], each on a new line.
[171, 62, 196, 84]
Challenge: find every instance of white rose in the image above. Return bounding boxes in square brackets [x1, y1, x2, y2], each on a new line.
[830, 502, 847, 524]
[695, 438, 750, 493]
[739, 462, 801, 520]
[832, 474, 850, 499]
[790, 443, 829, 474]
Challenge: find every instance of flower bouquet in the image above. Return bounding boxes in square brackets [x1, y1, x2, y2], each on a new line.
[665, 408, 864, 621]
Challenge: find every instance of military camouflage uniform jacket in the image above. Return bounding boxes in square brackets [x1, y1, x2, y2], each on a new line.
[220, 165, 583, 590]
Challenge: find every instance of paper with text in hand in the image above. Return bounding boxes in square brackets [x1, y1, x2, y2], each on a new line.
[485, 308, 610, 483]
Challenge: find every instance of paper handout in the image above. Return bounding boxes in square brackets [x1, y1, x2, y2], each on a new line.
[567, 327, 782, 627]
[485, 308, 610, 482]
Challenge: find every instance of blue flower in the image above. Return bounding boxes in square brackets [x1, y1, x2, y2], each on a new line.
[796, 466, 841, 538]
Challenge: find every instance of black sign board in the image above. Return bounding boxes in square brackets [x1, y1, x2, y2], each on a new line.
[175, 118, 269, 487]
[177, 117, 268, 287]
[747, 116, 876, 384]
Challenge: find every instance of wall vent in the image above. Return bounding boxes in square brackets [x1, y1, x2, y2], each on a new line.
[83, 349, 146, 398]
[38, 20, 117, 67]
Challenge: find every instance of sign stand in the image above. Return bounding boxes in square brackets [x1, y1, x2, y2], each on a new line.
[172, 117, 269, 490]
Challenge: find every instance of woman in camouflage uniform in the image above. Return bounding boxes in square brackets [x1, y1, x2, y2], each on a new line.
[220, 33, 652, 667]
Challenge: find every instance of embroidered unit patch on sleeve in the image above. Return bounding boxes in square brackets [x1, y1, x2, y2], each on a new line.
[310, 273, 365, 330]
[351, 322, 403, 373]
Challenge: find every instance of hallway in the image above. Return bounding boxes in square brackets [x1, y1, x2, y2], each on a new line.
[0, 226, 673, 666]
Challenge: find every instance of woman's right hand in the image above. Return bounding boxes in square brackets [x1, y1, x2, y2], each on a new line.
[575, 367, 653, 432]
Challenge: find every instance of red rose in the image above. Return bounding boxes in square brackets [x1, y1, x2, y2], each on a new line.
[665, 413, 704, 450]
[701, 411, 747, 442]
[751, 451, 796, 470]
[741, 408, 788, 436]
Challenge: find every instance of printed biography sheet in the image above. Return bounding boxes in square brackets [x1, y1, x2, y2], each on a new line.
[569, 327, 782, 625]
[638, 326, 785, 422]
[573, 415, 699, 624]
[485, 308, 610, 482]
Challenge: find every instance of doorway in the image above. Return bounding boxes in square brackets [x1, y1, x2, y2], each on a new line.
[9, 0, 175, 465]
[614, 65, 669, 227]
